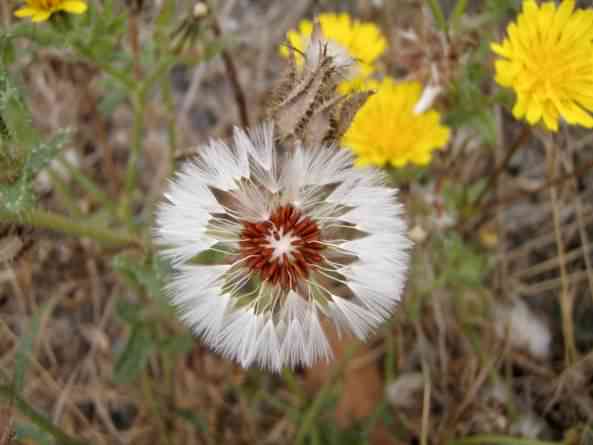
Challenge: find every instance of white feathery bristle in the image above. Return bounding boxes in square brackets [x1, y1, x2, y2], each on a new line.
[413, 83, 442, 114]
[155, 122, 410, 371]
[305, 27, 357, 79]
[494, 300, 551, 360]
[385, 373, 424, 408]
[510, 412, 547, 439]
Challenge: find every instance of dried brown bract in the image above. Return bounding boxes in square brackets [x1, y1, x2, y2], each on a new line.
[0, 225, 33, 264]
[267, 22, 373, 148]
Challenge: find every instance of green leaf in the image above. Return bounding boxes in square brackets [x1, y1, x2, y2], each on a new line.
[0, 32, 15, 66]
[0, 69, 34, 148]
[437, 234, 488, 288]
[157, 333, 194, 355]
[14, 422, 53, 445]
[112, 254, 170, 303]
[115, 298, 144, 324]
[0, 71, 65, 211]
[97, 80, 128, 116]
[26, 131, 67, 175]
[113, 323, 154, 384]
[0, 175, 34, 213]
[172, 407, 209, 434]
[0, 135, 66, 213]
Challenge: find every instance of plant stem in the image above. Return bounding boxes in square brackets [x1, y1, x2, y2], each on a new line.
[209, 8, 249, 128]
[426, 0, 448, 33]
[0, 385, 88, 445]
[122, 92, 145, 222]
[295, 342, 359, 445]
[161, 74, 178, 175]
[0, 208, 142, 249]
[473, 124, 531, 210]
[470, 156, 593, 233]
[545, 136, 577, 365]
[59, 156, 119, 218]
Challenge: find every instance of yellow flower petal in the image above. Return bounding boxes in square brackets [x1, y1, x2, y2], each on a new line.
[342, 77, 450, 168]
[14, 0, 88, 21]
[31, 10, 51, 21]
[59, 1, 87, 13]
[491, 0, 593, 131]
[14, 6, 38, 17]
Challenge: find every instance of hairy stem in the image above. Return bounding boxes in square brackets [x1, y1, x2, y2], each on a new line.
[0, 208, 142, 249]
[122, 92, 146, 222]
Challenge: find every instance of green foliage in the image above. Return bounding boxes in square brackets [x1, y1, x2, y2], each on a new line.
[171, 407, 210, 435]
[0, 32, 16, 66]
[446, 41, 508, 146]
[75, 0, 128, 64]
[443, 178, 488, 219]
[111, 254, 193, 383]
[113, 322, 155, 384]
[485, 0, 521, 21]
[14, 423, 54, 445]
[112, 253, 170, 304]
[0, 71, 65, 213]
[433, 234, 488, 289]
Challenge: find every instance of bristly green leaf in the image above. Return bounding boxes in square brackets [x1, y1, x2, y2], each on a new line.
[0, 132, 67, 213]
[0, 32, 16, 66]
[113, 323, 155, 384]
[25, 131, 68, 176]
[0, 71, 66, 212]
[112, 254, 170, 304]
[0, 69, 32, 157]
[436, 234, 488, 288]
[0, 175, 35, 213]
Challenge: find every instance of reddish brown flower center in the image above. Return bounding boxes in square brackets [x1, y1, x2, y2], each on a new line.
[239, 206, 323, 289]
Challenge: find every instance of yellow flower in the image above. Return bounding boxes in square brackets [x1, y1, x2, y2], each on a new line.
[281, 13, 387, 93]
[14, 0, 87, 22]
[342, 78, 450, 167]
[491, 0, 593, 131]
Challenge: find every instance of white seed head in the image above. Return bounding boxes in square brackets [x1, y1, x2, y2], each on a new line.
[155, 122, 410, 371]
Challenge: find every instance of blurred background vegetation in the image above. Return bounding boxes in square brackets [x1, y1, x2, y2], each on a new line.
[2, 0, 593, 444]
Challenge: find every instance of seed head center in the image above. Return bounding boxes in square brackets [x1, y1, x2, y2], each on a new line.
[239, 205, 324, 289]
[266, 229, 299, 261]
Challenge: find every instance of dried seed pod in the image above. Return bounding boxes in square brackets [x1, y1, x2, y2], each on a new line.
[267, 22, 372, 148]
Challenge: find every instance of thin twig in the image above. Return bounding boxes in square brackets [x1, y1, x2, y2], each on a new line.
[467, 156, 593, 234]
[128, 7, 143, 81]
[209, 9, 250, 128]
[473, 124, 531, 210]
[545, 135, 577, 365]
